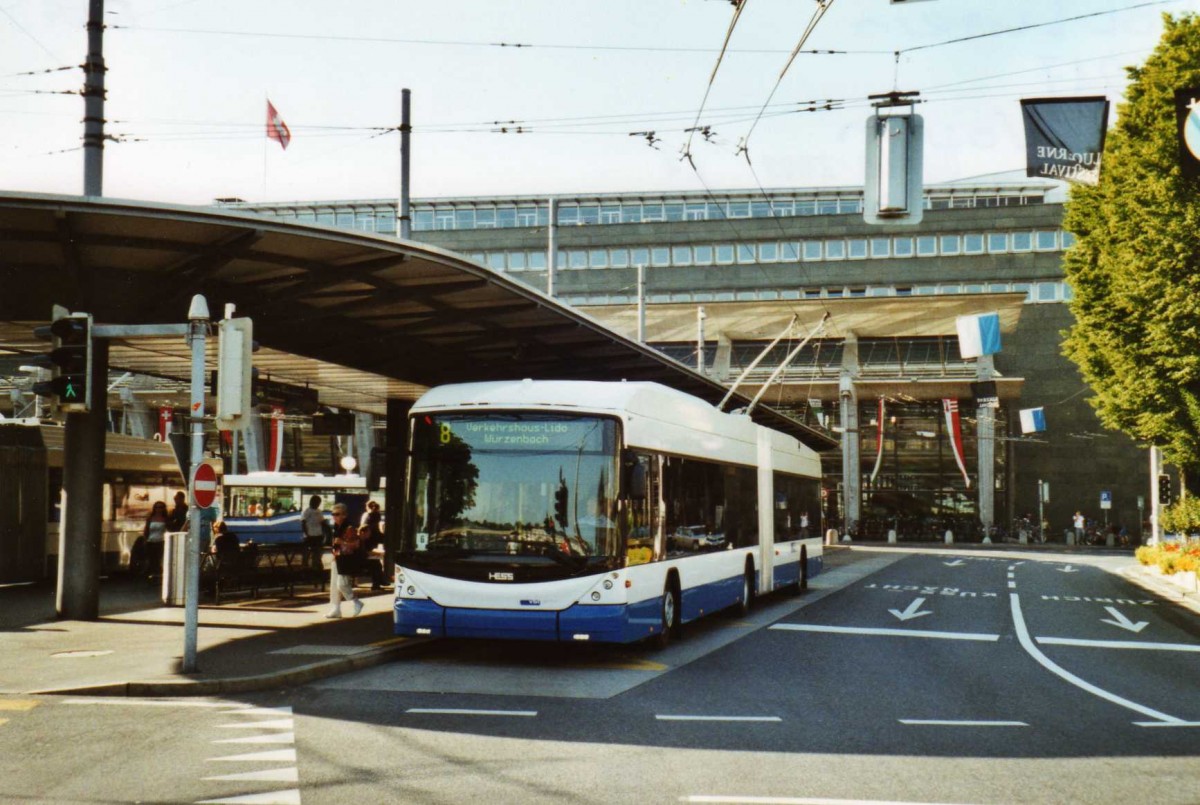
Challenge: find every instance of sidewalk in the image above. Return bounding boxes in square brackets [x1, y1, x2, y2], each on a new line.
[0, 576, 422, 697]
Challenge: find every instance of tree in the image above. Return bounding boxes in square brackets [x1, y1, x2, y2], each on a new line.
[1062, 13, 1200, 472]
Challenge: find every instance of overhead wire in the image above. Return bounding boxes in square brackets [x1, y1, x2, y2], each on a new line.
[682, 0, 751, 167]
[737, 0, 837, 158]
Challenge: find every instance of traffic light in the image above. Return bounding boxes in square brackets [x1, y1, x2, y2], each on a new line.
[31, 312, 93, 412]
[1158, 473, 1172, 506]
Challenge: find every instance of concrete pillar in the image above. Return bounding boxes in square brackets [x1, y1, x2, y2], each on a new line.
[976, 354, 996, 531]
[56, 339, 108, 620]
[383, 399, 413, 582]
[840, 332, 861, 532]
[712, 333, 732, 382]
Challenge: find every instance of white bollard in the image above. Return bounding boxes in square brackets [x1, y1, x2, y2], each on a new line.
[944, 530, 954, 544]
[887, 529, 897, 544]
[825, 528, 839, 546]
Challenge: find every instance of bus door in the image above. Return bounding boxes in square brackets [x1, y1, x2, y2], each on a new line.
[620, 451, 661, 566]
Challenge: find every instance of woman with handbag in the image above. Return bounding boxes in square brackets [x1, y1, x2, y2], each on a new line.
[325, 503, 364, 619]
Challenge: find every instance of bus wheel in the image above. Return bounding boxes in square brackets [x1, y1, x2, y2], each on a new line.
[737, 564, 754, 616]
[654, 580, 678, 649]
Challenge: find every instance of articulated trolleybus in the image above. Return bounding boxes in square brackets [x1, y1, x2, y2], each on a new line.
[394, 379, 822, 645]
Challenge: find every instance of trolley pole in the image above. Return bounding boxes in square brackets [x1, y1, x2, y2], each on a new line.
[182, 295, 209, 673]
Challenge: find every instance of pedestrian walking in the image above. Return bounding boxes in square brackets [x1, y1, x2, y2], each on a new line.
[326, 503, 363, 619]
[1073, 511, 1085, 545]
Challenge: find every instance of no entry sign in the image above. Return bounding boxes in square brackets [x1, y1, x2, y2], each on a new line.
[192, 462, 219, 508]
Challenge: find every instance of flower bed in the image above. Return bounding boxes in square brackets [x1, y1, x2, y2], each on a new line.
[1136, 539, 1200, 592]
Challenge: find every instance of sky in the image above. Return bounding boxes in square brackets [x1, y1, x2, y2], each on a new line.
[1, 0, 1196, 206]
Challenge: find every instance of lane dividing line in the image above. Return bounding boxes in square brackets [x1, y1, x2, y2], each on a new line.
[1036, 636, 1200, 653]
[899, 719, 1028, 727]
[656, 715, 782, 722]
[681, 797, 970, 804]
[1133, 721, 1200, 728]
[770, 624, 999, 642]
[1009, 593, 1186, 725]
[405, 708, 537, 717]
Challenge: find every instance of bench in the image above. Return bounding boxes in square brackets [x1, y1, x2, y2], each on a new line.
[202, 544, 328, 604]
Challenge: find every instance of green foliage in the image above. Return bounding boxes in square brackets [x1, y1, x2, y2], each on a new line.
[1158, 495, 1200, 533]
[1061, 13, 1200, 468]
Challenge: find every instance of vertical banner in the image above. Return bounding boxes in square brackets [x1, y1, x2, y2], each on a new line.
[268, 404, 285, 472]
[870, 398, 886, 484]
[942, 399, 970, 489]
[1174, 86, 1200, 179]
[1020, 96, 1109, 186]
[157, 407, 173, 442]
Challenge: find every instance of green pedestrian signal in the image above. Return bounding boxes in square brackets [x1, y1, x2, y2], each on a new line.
[31, 311, 93, 413]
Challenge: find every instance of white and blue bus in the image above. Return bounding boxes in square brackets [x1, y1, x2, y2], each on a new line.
[394, 379, 823, 645]
[223, 472, 382, 544]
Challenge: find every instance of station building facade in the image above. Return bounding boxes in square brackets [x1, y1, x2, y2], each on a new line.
[228, 179, 1149, 541]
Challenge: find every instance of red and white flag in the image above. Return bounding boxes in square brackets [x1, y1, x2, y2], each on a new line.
[869, 398, 885, 484]
[268, 404, 285, 472]
[942, 399, 971, 489]
[266, 100, 291, 150]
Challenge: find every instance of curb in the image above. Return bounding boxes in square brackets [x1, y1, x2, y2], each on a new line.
[1118, 565, 1200, 617]
[31, 637, 432, 698]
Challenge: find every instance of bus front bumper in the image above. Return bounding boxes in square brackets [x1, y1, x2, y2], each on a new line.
[394, 598, 650, 643]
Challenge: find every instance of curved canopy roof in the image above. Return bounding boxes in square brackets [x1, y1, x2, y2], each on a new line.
[0, 192, 837, 451]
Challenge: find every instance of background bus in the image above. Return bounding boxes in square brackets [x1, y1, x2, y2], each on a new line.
[0, 422, 183, 581]
[393, 379, 823, 646]
[222, 472, 383, 545]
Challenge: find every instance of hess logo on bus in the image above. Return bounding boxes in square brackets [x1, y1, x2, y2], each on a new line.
[488, 572, 514, 581]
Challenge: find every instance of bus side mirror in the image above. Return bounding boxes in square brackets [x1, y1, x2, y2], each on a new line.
[629, 462, 647, 501]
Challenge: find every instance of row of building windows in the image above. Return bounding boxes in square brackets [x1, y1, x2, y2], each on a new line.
[560, 280, 1075, 307]
[466, 229, 1076, 273]
[237, 190, 1047, 234]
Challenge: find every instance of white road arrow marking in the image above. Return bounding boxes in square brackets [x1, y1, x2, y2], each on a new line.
[1100, 606, 1149, 633]
[943, 560, 965, 567]
[1057, 565, 1079, 573]
[889, 597, 932, 621]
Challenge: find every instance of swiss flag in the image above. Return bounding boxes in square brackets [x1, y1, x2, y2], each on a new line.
[266, 99, 291, 150]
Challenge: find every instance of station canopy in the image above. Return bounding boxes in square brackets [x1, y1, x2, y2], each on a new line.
[0, 193, 837, 451]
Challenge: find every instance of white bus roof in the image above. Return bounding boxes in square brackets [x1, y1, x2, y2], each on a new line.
[412, 380, 819, 475]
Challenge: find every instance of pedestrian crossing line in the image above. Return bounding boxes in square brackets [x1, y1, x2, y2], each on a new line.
[0, 699, 39, 711]
[213, 733, 295, 745]
[203, 768, 299, 783]
[220, 706, 293, 716]
[207, 748, 298, 763]
[195, 790, 300, 804]
[218, 718, 294, 730]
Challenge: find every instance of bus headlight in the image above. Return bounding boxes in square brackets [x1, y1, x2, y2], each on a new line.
[591, 591, 601, 601]
[603, 580, 613, 590]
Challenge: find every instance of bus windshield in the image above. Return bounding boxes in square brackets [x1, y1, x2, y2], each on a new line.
[404, 413, 621, 579]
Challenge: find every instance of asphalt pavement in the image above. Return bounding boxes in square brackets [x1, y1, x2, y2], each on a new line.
[0, 543, 1192, 698]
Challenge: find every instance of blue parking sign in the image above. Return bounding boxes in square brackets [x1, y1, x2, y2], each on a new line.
[1100, 490, 1112, 510]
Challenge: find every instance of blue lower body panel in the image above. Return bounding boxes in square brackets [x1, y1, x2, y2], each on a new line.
[395, 599, 643, 643]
